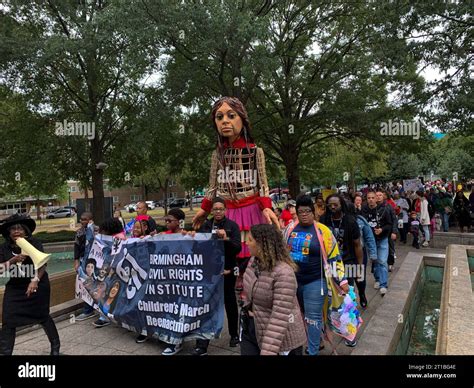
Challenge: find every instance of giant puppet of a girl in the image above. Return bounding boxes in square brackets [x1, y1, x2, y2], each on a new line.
[192, 97, 279, 298]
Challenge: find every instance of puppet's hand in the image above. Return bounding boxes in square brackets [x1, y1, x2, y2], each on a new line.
[192, 209, 208, 230]
[263, 208, 280, 229]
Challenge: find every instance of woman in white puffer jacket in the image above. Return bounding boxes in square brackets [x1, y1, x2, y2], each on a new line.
[419, 192, 431, 247]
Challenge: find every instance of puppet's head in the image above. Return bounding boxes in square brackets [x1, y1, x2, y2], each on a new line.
[211, 96, 254, 145]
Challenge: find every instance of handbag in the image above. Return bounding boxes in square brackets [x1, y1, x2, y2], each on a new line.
[314, 224, 362, 342]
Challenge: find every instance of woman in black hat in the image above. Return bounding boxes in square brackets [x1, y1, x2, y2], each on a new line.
[0, 214, 60, 355]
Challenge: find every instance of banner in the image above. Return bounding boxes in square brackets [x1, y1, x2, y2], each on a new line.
[75, 233, 225, 344]
[403, 178, 422, 192]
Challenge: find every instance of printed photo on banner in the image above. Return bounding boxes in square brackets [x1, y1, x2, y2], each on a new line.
[75, 233, 226, 345]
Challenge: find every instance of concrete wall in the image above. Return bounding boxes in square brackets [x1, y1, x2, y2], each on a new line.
[0, 242, 77, 323]
[352, 252, 446, 355]
[431, 232, 474, 249]
[436, 245, 474, 355]
[0, 270, 77, 323]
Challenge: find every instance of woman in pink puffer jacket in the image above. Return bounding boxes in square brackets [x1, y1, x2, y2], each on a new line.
[241, 224, 306, 355]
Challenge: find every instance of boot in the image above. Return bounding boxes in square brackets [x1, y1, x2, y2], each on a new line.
[359, 293, 368, 309]
[41, 317, 60, 355]
[0, 327, 16, 356]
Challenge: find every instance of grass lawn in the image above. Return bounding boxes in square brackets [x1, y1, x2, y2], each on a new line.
[32, 207, 200, 234]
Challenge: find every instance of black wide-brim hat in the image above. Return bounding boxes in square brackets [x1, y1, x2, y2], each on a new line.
[0, 214, 36, 239]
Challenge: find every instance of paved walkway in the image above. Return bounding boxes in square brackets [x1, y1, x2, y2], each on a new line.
[13, 243, 445, 356]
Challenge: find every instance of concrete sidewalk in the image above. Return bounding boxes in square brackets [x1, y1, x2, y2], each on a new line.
[13, 243, 445, 356]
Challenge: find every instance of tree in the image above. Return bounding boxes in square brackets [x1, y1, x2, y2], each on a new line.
[303, 139, 389, 189]
[0, 0, 158, 223]
[137, 0, 426, 197]
[429, 134, 474, 180]
[0, 86, 65, 216]
[402, 1, 473, 135]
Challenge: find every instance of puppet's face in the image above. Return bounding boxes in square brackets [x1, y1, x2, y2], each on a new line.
[215, 102, 243, 140]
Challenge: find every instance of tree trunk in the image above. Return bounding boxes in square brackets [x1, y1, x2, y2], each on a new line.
[141, 179, 146, 201]
[189, 189, 193, 211]
[83, 180, 89, 200]
[91, 167, 105, 225]
[36, 198, 41, 225]
[284, 152, 301, 200]
[163, 179, 169, 216]
[91, 136, 105, 225]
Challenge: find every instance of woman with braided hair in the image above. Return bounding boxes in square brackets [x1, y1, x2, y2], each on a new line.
[192, 97, 279, 301]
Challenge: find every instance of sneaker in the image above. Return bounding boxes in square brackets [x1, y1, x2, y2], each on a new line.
[162, 343, 182, 356]
[75, 311, 96, 321]
[422, 241, 429, 247]
[229, 336, 240, 347]
[380, 287, 387, 296]
[93, 319, 110, 328]
[388, 265, 393, 272]
[192, 347, 208, 356]
[374, 282, 380, 289]
[135, 334, 148, 343]
[344, 339, 357, 347]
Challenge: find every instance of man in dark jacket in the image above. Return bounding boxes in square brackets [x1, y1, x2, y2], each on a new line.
[376, 190, 398, 272]
[361, 191, 393, 296]
[193, 197, 241, 355]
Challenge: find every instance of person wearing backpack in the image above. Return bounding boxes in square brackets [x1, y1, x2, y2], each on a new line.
[348, 202, 377, 309]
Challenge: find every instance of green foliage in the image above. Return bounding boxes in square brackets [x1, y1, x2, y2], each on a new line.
[0, 0, 471, 207]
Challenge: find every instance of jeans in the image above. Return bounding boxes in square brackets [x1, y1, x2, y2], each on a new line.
[441, 213, 449, 232]
[296, 278, 327, 356]
[422, 225, 430, 242]
[374, 238, 389, 288]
